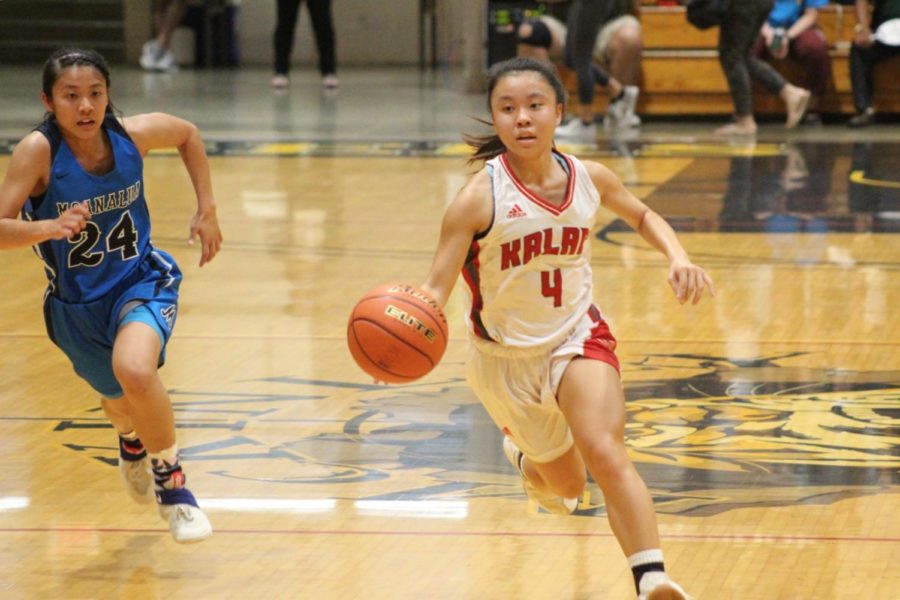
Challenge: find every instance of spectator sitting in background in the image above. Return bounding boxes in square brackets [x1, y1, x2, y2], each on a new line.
[713, 0, 811, 136]
[754, 0, 831, 125]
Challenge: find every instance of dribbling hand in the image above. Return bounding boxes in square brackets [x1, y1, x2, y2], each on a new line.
[668, 259, 716, 305]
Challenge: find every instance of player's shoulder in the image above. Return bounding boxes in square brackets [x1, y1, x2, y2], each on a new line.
[120, 111, 182, 136]
[574, 156, 612, 177]
[119, 112, 158, 135]
[449, 168, 489, 204]
[465, 168, 493, 194]
[15, 130, 51, 156]
[10, 130, 52, 170]
[575, 157, 619, 188]
[447, 168, 493, 229]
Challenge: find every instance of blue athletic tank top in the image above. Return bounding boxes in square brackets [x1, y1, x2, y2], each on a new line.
[23, 114, 153, 303]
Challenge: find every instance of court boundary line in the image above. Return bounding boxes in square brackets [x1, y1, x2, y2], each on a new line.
[3, 333, 900, 346]
[0, 526, 897, 543]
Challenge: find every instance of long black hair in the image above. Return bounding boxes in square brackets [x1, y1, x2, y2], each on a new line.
[41, 47, 119, 121]
[464, 57, 567, 164]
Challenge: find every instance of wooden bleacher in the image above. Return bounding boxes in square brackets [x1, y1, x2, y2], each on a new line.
[565, 3, 900, 116]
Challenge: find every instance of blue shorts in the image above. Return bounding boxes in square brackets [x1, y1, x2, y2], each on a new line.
[43, 249, 182, 398]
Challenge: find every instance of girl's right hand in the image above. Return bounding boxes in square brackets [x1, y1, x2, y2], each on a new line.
[49, 202, 90, 240]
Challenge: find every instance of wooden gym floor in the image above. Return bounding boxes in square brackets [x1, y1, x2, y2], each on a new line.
[0, 67, 898, 600]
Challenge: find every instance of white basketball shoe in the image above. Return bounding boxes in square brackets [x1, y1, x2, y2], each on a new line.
[157, 488, 213, 544]
[638, 572, 692, 600]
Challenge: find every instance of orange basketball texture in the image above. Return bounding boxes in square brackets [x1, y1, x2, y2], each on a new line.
[347, 283, 449, 383]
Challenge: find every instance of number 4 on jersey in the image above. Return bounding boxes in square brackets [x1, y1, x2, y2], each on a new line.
[68, 210, 140, 268]
[541, 268, 562, 307]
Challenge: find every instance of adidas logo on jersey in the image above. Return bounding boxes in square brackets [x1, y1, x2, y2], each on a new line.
[506, 204, 527, 219]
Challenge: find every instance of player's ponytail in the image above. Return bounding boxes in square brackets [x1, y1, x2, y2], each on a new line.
[464, 57, 566, 165]
[464, 119, 507, 165]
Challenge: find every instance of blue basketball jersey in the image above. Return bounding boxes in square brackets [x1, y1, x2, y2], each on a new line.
[23, 114, 153, 302]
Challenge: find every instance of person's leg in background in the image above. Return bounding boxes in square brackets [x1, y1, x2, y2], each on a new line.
[790, 27, 830, 123]
[141, 0, 187, 72]
[849, 42, 900, 127]
[744, 14, 810, 129]
[602, 17, 642, 87]
[717, 0, 775, 135]
[558, 0, 615, 138]
[306, 0, 339, 88]
[272, 0, 303, 88]
[598, 16, 643, 128]
[516, 17, 561, 64]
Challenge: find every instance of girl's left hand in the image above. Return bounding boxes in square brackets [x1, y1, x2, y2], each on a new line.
[189, 206, 223, 266]
[668, 259, 716, 305]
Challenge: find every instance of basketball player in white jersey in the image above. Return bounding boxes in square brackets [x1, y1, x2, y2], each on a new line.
[420, 57, 714, 600]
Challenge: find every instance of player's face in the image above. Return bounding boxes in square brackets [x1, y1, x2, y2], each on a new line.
[41, 66, 109, 140]
[490, 72, 562, 156]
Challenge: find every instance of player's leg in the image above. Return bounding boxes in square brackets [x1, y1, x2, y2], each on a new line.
[101, 396, 155, 504]
[502, 435, 584, 514]
[469, 346, 583, 514]
[558, 357, 688, 599]
[43, 295, 160, 505]
[112, 317, 211, 543]
[558, 358, 657, 551]
[515, 442, 586, 500]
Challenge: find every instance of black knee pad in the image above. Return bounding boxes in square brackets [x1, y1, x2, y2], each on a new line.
[516, 19, 552, 49]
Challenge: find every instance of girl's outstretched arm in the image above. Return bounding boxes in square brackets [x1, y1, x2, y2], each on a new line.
[124, 113, 222, 265]
[586, 160, 716, 305]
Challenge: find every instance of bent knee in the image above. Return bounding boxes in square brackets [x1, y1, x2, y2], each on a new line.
[612, 25, 642, 52]
[580, 436, 630, 479]
[517, 22, 533, 40]
[517, 19, 552, 49]
[112, 356, 158, 391]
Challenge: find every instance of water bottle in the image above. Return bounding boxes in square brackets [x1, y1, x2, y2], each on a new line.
[771, 28, 786, 53]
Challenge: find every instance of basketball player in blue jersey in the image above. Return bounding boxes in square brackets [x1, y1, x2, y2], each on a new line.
[0, 48, 222, 543]
[420, 58, 714, 600]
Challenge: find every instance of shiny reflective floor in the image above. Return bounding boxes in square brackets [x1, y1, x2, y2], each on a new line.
[0, 67, 899, 600]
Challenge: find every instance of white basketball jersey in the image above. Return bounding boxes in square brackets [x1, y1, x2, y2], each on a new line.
[462, 151, 600, 349]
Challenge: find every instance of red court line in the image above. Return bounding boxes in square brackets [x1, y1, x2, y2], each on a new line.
[2, 332, 899, 346]
[0, 527, 897, 543]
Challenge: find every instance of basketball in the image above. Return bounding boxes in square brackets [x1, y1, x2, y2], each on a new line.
[347, 283, 449, 383]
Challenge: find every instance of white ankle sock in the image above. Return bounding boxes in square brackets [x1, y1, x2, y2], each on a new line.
[149, 443, 178, 466]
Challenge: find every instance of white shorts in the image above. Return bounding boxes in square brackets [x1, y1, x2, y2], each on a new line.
[467, 307, 619, 464]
